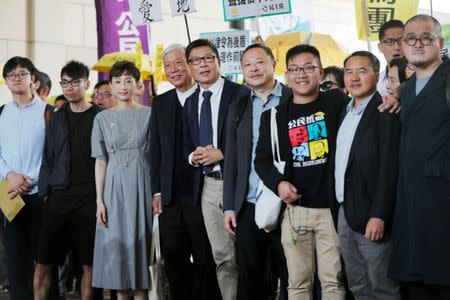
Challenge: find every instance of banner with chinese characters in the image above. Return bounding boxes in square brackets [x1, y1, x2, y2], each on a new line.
[222, 0, 291, 21]
[129, 0, 163, 25]
[169, 0, 197, 17]
[200, 30, 250, 74]
[355, 0, 418, 41]
[441, 43, 450, 60]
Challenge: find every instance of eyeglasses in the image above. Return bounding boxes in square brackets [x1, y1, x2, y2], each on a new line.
[287, 65, 320, 75]
[320, 80, 339, 91]
[92, 91, 112, 99]
[5, 72, 30, 81]
[188, 55, 217, 65]
[403, 35, 439, 46]
[381, 38, 403, 47]
[60, 78, 84, 88]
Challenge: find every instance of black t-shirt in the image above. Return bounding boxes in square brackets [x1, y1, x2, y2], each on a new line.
[287, 90, 349, 208]
[47, 105, 97, 215]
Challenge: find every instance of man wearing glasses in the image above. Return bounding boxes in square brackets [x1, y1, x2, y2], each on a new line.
[34, 61, 101, 300]
[255, 45, 349, 300]
[377, 20, 405, 97]
[92, 80, 115, 109]
[389, 15, 450, 300]
[0, 57, 53, 300]
[183, 39, 249, 300]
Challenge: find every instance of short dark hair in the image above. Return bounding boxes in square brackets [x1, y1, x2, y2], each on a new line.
[241, 43, 275, 62]
[108, 61, 140, 82]
[94, 80, 110, 90]
[60, 60, 89, 79]
[285, 45, 322, 68]
[405, 14, 441, 36]
[344, 51, 380, 73]
[36, 70, 52, 94]
[3, 56, 37, 78]
[378, 20, 404, 41]
[323, 66, 344, 88]
[55, 94, 67, 102]
[389, 57, 408, 83]
[185, 39, 220, 62]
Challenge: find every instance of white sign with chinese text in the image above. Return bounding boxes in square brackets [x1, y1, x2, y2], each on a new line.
[169, 0, 197, 17]
[200, 30, 250, 74]
[222, 0, 291, 21]
[441, 43, 450, 60]
[129, 0, 163, 26]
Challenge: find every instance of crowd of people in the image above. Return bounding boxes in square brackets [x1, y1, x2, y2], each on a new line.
[0, 13, 448, 300]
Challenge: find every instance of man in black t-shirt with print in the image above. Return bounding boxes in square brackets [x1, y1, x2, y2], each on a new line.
[34, 61, 102, 300]
[255, 45, 349, 299]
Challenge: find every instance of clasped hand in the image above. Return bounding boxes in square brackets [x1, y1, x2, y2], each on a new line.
[192, 145, 224, 166]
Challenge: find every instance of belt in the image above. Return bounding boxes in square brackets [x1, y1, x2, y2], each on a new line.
[205, 170, 223, 180]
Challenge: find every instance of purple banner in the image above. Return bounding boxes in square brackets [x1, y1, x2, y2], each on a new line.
[95, 0, 152, 105]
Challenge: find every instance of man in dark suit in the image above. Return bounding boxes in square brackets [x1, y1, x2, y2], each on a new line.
[150, 44, 220, 300]
[183, 39, 249, 300]
[332, 51, 401, 299]
[223, 44, 290, 300]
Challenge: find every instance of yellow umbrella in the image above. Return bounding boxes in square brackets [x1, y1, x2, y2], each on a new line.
[265, 32, 349, 75]
[0, 68, 5, 85]
[92, 42, 152, 80]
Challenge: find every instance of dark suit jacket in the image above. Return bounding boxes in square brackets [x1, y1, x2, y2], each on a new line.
[223, 83, 292, 218]
[149, 88, 194, 206]
[183, 78, 249, 204]
[329, 92, 400, 235]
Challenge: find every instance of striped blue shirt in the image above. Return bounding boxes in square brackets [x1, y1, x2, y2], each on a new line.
[0, 97, 47, 194]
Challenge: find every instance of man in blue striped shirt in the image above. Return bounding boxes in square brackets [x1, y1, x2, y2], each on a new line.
[0, 56, 49, 300]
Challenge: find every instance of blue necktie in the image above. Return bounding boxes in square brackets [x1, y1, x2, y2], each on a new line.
[199, 90, 213, 174]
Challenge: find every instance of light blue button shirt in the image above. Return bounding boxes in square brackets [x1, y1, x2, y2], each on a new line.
[247, 81, 283, 204]
[0, 97, 47, 194]
[335, 93, 374, 203]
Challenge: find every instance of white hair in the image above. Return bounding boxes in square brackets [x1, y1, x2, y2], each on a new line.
[162, 44, 186, 59]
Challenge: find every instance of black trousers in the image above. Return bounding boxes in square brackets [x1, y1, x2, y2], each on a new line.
[401, 282, 450, 300]
[1, 193, 58, 300]
[236, 202, 288, 300]
[159, 199, 221, 300]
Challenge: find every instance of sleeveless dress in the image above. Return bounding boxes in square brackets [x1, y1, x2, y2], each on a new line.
[91, 106, 152, 289]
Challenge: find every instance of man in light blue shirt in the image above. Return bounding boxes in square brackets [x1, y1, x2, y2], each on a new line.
[0, 57, 51, 300]
[223, 44, 290, 300]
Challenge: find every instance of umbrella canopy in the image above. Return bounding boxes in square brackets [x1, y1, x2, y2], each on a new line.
[92, 47, 152, 80]
[0, 68, 4, 85]
[265, 31, 349, 75]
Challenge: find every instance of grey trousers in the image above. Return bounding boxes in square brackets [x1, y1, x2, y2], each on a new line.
[201, 177, 238, 300]
[338, 207, 400, 300]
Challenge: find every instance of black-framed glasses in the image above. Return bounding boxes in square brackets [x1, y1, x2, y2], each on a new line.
[382, 38, 402, 46]
[5, 72, 30, 81]
[403, 35, 439, 46]
[60, 78, 84, 88]
[188, 55, 217, 65]
[320, 80, 339, 91]
[287, 64, 320, 75]
[92, 91, 112, 99]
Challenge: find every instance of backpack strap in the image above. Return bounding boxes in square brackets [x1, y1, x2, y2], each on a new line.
[44, 104, 53, 128]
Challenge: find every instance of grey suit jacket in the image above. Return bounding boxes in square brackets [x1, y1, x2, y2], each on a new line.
[223, 83, 292, 218]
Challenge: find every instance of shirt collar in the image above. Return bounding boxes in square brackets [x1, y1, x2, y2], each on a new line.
[346, 92, 375, 115]
[200, 77, 224, 96]
[176, 83, 198, 98]
[251, 80, 282, 102]
[11, 95, 40, 108]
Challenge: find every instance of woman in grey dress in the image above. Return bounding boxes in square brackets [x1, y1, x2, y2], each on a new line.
[91, 61, 152, 300]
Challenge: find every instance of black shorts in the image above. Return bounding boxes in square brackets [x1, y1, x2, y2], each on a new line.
[38, 197, 96, 266]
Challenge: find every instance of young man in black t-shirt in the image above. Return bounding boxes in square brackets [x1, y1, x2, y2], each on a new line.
[255, 45, 349, 299]
[34, 61, 101, 300]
